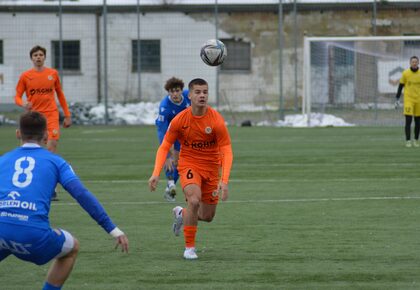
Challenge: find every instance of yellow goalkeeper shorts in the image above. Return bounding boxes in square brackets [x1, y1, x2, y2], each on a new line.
[404, 100, 420, 116]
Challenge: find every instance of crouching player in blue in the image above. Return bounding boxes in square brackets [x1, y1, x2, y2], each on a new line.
[155, 77, 190, 202]
[0, 111, 129, 290]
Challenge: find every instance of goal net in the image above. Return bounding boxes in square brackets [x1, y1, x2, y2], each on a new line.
[303, 36, 420, 126]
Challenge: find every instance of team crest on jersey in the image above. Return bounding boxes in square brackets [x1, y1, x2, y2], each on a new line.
[212, 190, 218, 197]
[52, 129, 58, 137]
[205, 127, 212, 134]
[48, 75, 53, 80]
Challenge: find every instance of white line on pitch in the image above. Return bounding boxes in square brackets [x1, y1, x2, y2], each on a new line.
[84, 177, 416, 184]
[52, 196, 420, 207]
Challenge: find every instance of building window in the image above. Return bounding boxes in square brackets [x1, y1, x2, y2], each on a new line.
[220, 39, 251, 72]
[51, 40, 80, 71]
[132, 39, 161, 73]
[0, 40, 3, 64]
[403, 40, 420, 58]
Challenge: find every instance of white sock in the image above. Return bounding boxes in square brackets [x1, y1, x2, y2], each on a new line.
[168, 180, 175, 187]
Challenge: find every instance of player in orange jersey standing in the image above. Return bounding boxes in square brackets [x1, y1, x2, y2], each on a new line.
[15, 45, 72, 200]
[149, 78, 233, 260]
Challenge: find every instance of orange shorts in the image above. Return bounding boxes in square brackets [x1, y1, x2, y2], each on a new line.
[41, 111, 60, 141]
[179, 166, 220, 205]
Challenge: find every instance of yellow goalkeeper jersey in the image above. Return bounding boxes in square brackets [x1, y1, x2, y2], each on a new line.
[400, 68, 420, 102]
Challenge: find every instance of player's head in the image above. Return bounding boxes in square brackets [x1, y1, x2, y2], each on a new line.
[17, 111, 47, 143]
[30, 45, 46, 58]
[410, 56, 419, 70]
[30, 45, 46, 68]
[188, 78, 208, 108]
[165, 77, 184, 103]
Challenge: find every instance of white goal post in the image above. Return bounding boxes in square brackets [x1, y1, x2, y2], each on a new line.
[303, 35, 420, 126]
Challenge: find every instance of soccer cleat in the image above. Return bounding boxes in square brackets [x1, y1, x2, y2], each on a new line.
[163, 187, 176, 202]
[172, 206, 183, 236]
[183, 247, 198, 260]
[414, 140, 420, 147]
[168, 183, 177, 199]
[406, 140, 412, 148]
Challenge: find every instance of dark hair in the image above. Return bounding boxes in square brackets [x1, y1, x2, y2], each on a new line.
[410, 56, 419, 61]
[30, 45, 46, 58]
[188, 78, 208, 90]
[164, 77, 184, 91]
[19, 111, 47, 141]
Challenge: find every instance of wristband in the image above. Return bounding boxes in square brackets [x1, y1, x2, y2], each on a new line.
[109, 227, 124, 238]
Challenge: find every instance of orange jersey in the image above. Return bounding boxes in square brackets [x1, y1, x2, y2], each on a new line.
[15, 67, 71, 117]
[152, 106, 233, 183]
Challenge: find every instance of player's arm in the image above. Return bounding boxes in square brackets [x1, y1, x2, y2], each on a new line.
[149, 138, 173, 191]
[54, 71, 72, 128]
[396, 83, 404, 100]
[15, 76, 31, 110]
[156, 107, 175, 165]
[149, 122, 178, 191]
[216, 117, 233, 201]
[63, 179, 129, 253]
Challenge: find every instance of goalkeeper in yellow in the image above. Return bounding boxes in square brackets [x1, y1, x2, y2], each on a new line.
[395, 56, 420, 147]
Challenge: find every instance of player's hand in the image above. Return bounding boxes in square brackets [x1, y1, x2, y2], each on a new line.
[114, 234, 129, 253]
[23, 102, 32, 111]
[218, 182, 229, 201]
[164, 157, 174, 172]
[148, 175, 159, 192]
[63, 116, 72, 128]
[394, 100, 400, 109]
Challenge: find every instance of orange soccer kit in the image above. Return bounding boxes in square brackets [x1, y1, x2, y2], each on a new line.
[152, 105, 233, 248]
[15, 67, 71, 140]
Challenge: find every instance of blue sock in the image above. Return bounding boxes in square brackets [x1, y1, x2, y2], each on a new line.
[42, 282, 62, 290]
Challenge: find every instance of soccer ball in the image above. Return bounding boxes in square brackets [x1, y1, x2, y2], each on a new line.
[200, 39, 227, 66]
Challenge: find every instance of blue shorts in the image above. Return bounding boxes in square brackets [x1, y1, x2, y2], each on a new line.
[174, 140, 181, 151]
[0, 223, 72, 265]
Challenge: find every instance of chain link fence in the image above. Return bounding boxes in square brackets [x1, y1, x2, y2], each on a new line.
[0, 0, 418, 126]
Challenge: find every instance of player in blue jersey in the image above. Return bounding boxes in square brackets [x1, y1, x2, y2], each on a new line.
[0, 111, 129, 290]
[155, 77, 190, 202]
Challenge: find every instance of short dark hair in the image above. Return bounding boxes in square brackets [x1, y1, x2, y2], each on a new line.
[164, 77, 184, 91]
[30, 45, 46, 58]
[19, 111, 47, 141]
[188, 78, 208, 90]
[410, 56, 419, 61]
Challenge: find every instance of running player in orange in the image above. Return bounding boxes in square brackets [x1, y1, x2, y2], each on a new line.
[15, 45, 72, 153]
[15, 45, 72, 200]
[148, 78, 233, 260]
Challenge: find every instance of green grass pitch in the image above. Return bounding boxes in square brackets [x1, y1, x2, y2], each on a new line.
[1, 125, 420, 289]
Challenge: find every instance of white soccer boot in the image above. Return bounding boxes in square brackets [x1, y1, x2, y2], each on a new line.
[413, 140, 420, 147]
[168, 183, 177, 199]
[163, 186, 176, 202]
[183, 247, 198, 260]
[406, 140, 412, 148]
[172, 206, 183, 236]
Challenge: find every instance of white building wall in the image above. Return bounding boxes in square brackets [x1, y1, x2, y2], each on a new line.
[0, 11, 231, 106]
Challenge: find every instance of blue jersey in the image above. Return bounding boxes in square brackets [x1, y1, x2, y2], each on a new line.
[0, 144, 116, 233]
[155, 89, 190, 143]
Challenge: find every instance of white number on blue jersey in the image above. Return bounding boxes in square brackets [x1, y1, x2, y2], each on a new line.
[12, 156, 36, 188]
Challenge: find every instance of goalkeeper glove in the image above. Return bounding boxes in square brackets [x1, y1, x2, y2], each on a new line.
[394, 99, 400, 109]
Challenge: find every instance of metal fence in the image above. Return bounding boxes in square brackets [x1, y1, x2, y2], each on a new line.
[0, 0, 418, 126]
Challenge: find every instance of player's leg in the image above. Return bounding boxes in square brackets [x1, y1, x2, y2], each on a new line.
[45, 112, 60, 153]
[404, 115, 413, 147]
[44, 230, 79, 289]
[197, 168, 220, 222]
[164, 145, 180, 202]
[413, 103, 420, 147]
[45, 112, 60, 200]
[404, 101, 414, 147]
[176, 167, 203, 259]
